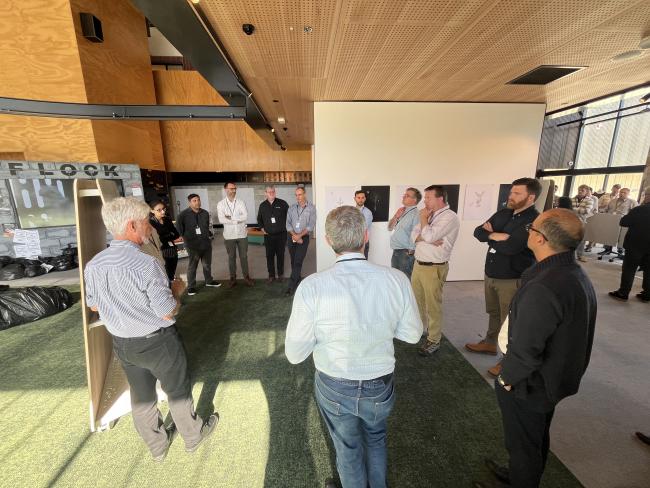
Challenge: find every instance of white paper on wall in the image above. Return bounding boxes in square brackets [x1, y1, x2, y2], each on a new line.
[324, 186, 356, 213]
[462, 184, 496, 221]
[13, 229, 42, 258]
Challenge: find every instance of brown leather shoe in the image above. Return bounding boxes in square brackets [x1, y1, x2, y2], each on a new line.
[266, 277, 275, 284]
[465, 341, 497, 355]
[487, 362, 502, 377]
[244, 276, 254, 287]
[276, 276, 284, 283]
[227, 278, 237, 288]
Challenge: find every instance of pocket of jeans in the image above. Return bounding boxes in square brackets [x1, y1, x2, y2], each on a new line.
[315, 380, 341, 416]
[374, 383, 396, 422]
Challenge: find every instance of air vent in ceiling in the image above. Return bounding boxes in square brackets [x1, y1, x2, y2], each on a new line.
[507, 65, 585, 85]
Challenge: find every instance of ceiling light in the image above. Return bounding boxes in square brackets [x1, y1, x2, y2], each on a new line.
[611, 50, 643, 61]
[277, 116, 286, 124]
[639, 35, 650, 50]
[190, 0, 200, 4]
[641, 92, 650, 103]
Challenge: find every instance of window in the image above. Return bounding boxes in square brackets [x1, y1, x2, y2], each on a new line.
[570, 175, 606, 197]
[9, 178, 76, 228]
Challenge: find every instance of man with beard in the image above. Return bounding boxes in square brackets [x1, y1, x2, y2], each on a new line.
[465, 178, 542, 377]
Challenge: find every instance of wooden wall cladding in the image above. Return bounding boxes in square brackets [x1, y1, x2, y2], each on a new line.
[153, 71, 311, 172]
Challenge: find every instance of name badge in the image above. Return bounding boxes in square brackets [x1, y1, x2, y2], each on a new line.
[168, 241, 174, 247]
[295, 222, 301, 230]
[489, 247, 496, 254]
[271, 217, 276, 224]
[195, 227, 202, 235]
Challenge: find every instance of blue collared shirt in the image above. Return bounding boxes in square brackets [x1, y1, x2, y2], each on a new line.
[84, 240, 177, 338]
[359, 206, 373, 236]
[389, 205, 419, 250]
[286, 201, 316, 233]
[285, 252, 422, 380]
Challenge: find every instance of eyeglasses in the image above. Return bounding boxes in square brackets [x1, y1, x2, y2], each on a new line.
[525, 222, 547, 240]
[153, 208, 166, 212]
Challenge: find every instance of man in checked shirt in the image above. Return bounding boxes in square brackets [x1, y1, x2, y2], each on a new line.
[84, 197, 217, 462]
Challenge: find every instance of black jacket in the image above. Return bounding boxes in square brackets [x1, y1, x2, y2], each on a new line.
[501, 251, 597, 411]
[257, 198, 289, 235]
[149, 215, 180, 251]
[620, 202, 650, 252]
[474, 205, 539, 279]
[176, 208, 211, 250]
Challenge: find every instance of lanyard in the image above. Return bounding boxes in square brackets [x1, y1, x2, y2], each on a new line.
[226, 198, 236, 216]
[297, 204, 307, 218]
[336, 258, 366, 264]
[396, 207, 416, 225]
[428, 208, 449, 225]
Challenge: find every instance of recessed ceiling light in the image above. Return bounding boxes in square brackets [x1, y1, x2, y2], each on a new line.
[639, 35, 650, 50]
[611, 50, 643, 61]
[303, 26, 313, 33]
[277, 116, 286, 124]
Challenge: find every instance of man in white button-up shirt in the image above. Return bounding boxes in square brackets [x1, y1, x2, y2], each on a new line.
[410, 185, 460, 357]
[286, 205, 422, 488]
[217, 182, 254, 287]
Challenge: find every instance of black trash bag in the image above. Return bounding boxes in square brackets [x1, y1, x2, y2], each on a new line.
[24, 264, 46, 278]
[13, 258, 43, 267]
[0, 264, 25, 281]
[0, 286, 74, 330]
[0, 256, 12, 266]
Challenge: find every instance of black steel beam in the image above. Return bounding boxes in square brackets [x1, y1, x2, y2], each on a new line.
[0, 97, 245, 120]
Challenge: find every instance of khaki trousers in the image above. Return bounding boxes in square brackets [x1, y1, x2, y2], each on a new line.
[484, 276, 519, 344]
[411, 262, 449, 344]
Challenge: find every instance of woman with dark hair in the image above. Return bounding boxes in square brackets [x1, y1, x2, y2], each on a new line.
[149, 200, 180, 281]
[557, 196, 573, 209]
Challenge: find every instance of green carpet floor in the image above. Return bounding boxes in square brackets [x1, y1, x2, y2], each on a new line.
[0, 282, 582, 487]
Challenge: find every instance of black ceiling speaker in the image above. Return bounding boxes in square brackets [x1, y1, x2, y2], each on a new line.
[80, 13, 104, 43]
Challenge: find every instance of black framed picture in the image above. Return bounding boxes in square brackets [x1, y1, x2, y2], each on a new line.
[497, 183, 511, 211]
[360, 186, 391, 222]
[430, 184, 460, 213]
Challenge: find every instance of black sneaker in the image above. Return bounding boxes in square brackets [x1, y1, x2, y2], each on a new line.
[418, 340, 440, 356]
[608, 290, 628, 302]
[187, 287, 197, 296]
[636, 293, 650, 303]
[152, 424, 177, 462]
[185, 413, 219, 453]
[205, 280, 222, 288]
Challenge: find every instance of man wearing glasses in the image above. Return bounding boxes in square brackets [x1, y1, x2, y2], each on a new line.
[466, 178, 541, 377]
[388, 187, 422, 279]
[479, 208, 596, 488]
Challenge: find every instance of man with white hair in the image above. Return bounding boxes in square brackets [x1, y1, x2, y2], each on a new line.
[84, 197, 217, 462]
[285, 205, 422, 488]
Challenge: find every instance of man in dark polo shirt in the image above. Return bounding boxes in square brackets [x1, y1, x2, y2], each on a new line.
[176, 194, 221, 295]
[257, 185, 289, 283]
[466, 178, 541, 377]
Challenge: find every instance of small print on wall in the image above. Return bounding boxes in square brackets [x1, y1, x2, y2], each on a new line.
[361, 186, 391, 222]
[462, 184, 496, 221]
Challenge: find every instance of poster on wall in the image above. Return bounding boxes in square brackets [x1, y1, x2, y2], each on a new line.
[9, 178, 75, 228]
[462, 184, 496, 221]
[497, 184, 511, 211]
[13, 228, 42, 258]
[361, 186, 391, 222]
[324, 186, 356, 213]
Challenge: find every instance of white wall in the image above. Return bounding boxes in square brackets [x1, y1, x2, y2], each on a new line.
[313, 102, 546, 280]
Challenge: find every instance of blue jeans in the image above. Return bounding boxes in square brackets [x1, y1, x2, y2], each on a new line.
[314, 371, 396, 488]
[391, 249, 415, 279]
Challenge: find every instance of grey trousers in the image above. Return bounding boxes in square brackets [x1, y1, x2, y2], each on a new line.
[112, 326, 203, 456]
[224, 237, 250, 278]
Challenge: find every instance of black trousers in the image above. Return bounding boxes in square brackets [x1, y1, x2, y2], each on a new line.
[619, 248, 650, 297]
[112, 326, 203, 456]
[287, 235, 309, 291]
[496, 382, 555, 488]
[187, 245, 213, 288]
[264, 232, 287, 278]
[163, 256, 178, 282]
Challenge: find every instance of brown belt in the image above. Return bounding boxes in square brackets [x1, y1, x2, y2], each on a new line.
[416, 260, 447, 266]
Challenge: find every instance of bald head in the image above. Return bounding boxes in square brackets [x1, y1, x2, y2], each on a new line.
[537, 209, 584, 252]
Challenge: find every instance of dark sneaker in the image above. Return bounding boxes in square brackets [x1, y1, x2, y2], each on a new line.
[418, 340, 440, 356]
[185, 413, 219, 453]
[284, 288, 294, 297]
[152, 424, 177, 462]
[187, 287, 197, 296]
[636, 293, 650, 303]
[205, 280, 222, 288]
[608, 290, 628, 302]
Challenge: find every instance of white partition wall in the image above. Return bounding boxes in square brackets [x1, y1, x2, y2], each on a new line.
[313, 102, 546, 281]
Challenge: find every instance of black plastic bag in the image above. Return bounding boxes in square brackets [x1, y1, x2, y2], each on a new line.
[0, 256, 12, 267]
[24, 264, 46, 278]
[0, 286, 74, 330]
[0, 264, 25, 281]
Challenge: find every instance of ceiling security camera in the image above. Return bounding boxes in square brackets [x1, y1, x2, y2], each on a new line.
[242, 24, 255, 35]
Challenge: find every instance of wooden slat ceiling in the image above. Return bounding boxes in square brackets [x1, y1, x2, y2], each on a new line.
[198, 0, 650, 147]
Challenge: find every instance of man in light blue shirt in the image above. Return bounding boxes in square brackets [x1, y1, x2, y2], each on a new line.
[355, 190, 373, 259]
[388, 187, 422, 278]
[286, 205, 422, 488]
[285, 186, 316, 296]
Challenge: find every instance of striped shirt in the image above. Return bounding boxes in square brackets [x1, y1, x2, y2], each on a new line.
[285, 252, 422, 379]
[286, 201, 316, 233]
[84, 240, 177, 338]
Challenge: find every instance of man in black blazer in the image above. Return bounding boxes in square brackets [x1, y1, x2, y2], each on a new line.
[481, 208, 597, 488]
[609, 187, 650, 302]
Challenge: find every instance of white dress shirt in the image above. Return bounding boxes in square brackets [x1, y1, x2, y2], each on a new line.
[217, 197, 248, 240]
[411, 205, 460, 263]
[285, 252, 422, 380]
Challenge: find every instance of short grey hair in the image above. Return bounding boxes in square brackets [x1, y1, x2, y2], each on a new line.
[538, 208, 584, 252]
[101, 197, 151, 237]
[265, 185, 276, 191]
[325, 206, 365, 254]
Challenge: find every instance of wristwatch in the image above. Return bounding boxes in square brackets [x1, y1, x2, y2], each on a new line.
[497, 374, 507, 388]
